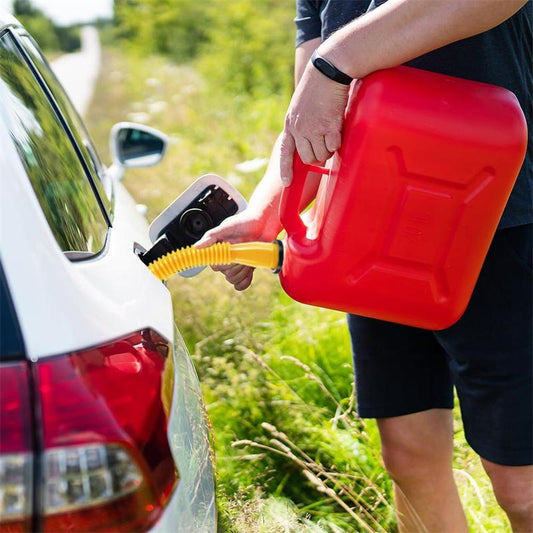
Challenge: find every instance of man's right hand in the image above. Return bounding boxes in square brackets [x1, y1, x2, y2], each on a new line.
[195, 210, 280, 291]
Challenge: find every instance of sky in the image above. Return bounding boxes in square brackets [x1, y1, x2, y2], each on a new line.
[0, 0, 113, 25]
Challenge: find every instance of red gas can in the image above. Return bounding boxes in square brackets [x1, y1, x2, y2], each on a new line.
[279, 66, 527, 330]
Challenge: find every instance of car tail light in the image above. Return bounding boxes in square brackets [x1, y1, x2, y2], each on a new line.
[36, 330, 177, 532]
[0, 362, 34, 533]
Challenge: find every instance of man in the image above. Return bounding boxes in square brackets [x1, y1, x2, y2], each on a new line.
[199, 1, 532, 530]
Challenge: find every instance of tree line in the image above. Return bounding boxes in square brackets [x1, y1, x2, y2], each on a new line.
[13, 0, 81, 53]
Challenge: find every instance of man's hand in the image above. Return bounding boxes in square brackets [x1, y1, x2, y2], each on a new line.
[280, 63, 349, 186]
[195, 210, 280, 291]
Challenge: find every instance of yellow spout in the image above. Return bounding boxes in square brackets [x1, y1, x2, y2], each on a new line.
[148, 241, 282, 281]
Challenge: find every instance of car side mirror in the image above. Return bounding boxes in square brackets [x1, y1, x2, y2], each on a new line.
[110, 122, 168, 168]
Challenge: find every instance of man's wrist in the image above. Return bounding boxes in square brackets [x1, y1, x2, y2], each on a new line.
[310, 50, 353, 86]
[245, 201, 282, 238]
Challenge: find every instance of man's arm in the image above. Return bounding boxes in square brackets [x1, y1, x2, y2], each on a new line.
[197, 38, 322, 290]
[245, 36, 323, 234]
[321, 0, 527, 80]
[280, 0, 529, 184]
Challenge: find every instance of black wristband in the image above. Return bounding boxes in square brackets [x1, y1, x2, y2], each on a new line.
[310, 50, 353, 86]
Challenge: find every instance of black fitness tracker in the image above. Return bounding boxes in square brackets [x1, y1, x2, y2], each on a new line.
[310, 50, 353, 86]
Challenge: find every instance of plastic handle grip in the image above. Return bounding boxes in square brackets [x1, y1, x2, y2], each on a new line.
[279, 152, 329, 240]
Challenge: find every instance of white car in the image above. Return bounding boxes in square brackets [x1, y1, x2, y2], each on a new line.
[0, 13, 216, 532]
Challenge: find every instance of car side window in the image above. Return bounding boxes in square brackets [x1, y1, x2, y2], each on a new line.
[0, 31, 108, 256]
[15, 32, 113, 215]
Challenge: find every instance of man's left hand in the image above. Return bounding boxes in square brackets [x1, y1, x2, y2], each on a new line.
[280, 63, 350, 185]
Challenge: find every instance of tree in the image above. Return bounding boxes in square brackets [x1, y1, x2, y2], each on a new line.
[13, 0, 79, 53]
[13, 0, 36, 16]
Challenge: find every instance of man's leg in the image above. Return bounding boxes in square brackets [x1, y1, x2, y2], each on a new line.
[481, 460, 533, 532]
[347, 313, 460, 531]
[435, 224, 533, 531]
[377, 409, 468, 532]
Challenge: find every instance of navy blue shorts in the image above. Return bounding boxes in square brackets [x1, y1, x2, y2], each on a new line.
[348, 224, 532, 466]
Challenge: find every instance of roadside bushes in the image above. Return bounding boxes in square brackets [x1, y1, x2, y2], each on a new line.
[113, 0, 294, 100]
[197, 0, 294, 100]
[114, 0, 209, 62]
[55, 25, 82, 53]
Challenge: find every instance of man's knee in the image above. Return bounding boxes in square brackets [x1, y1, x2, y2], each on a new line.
[377, 409, 454, 483]
[482, 460, 533, 518]
[380, 438, 449, 484]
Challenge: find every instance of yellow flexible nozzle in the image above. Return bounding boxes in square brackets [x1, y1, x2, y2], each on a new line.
[148, 241, 282, 281]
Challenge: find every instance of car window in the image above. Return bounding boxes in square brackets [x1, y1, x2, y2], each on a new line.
[15, 32, 113, 214]
[0, 31, 108, 256]
[0, 263, 25, 361]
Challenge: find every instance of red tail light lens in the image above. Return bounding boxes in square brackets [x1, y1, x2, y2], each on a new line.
[36, 330, 177, 532]
[0, 363, 33, 533]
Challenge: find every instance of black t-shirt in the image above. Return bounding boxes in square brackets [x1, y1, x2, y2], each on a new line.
[295, 0, 532, 228]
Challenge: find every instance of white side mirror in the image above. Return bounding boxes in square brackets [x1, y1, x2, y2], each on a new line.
[110, 122, 168, 169]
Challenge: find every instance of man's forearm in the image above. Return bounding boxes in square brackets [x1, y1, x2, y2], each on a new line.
[248, 133, 322, 236]
[319, 0, 528, 80]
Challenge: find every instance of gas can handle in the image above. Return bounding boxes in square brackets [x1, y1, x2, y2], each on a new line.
[279, 152, 329, 239]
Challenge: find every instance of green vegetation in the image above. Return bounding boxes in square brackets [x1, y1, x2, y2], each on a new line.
[113, 0, 294, 99]
[83, 2, 511, 530]
[13, 0, 80, 53]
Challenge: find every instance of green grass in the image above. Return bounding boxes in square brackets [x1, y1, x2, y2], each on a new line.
[85, 47, 510, 532]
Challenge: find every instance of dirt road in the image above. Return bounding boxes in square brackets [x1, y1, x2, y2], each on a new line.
[51, 26, 101, 117]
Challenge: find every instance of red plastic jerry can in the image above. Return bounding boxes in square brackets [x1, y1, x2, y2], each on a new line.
[279, 66, 527, 330]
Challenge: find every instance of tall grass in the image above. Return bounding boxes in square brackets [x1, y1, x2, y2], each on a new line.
[85, 48, 510, 532]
